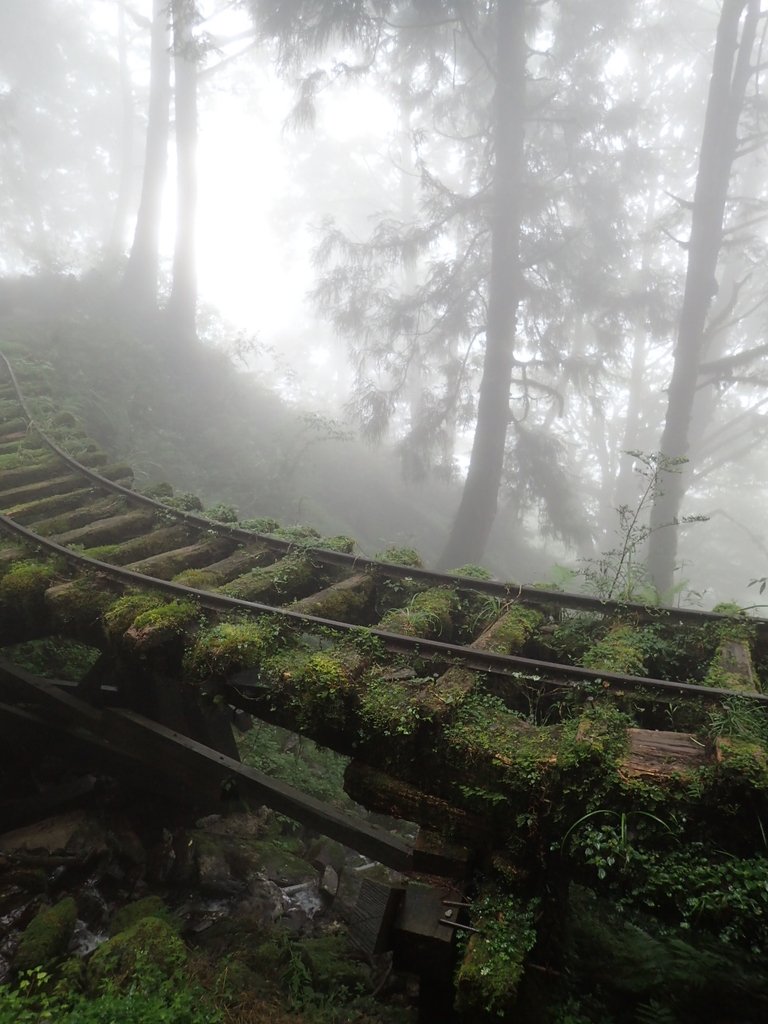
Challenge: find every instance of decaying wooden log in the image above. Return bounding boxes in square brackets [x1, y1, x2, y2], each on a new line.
[621, 728, 708, 779]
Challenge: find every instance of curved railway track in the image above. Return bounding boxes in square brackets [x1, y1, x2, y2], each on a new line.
[1, 349, 767, 870]
[1, 350, 766, 706]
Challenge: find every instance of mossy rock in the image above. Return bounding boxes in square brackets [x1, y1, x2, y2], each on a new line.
[293, 933, 369, 995]
[14, 896, 77, 972]
[109, 896, 174, 937]
[87, 916, 187, 992]
[52, 955, 86, 999]
[213, 957, 263, 1005]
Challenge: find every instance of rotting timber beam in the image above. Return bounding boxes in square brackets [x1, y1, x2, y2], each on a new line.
[0, 658, 421, 873]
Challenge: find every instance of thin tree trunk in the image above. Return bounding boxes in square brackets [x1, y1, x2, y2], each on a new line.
[121, 0, 171, 308]
[105, 0, 136, 268]
[166, 0, 199, 342]
[647, 0, 758, 595]
[613, 192, 658, 523]
[438, 1, 526, 569]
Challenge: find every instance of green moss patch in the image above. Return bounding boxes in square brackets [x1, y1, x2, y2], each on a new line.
[479, 604, 543, 654]
[0, 559, 58, 601]
[131, 598, 198, 634]
[220, 554, 316, 602]
[46, 577, 115, 626]
[14, 897, 77, 972]
[87, 917, 187, 992]
[374, 545, 423, 567]
[360, 673, 425, 738]
[265, 646, 363, 728]
[109, 896, 174, 937]
[103, 592, 163, 638]
[184, 618, 279, 679]
[455, 891, 537, 1018]
[378, 586, 456, 638]
[581, 622, 647, 676]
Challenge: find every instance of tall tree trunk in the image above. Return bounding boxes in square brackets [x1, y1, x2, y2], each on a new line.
[647, 0, 758, 595]
[105, 0, 136, 269]
[166, 0, 199, 343]
[121, 0, 171, 309]
[438, 1, 526, 569]
[612, 192, 657, 523]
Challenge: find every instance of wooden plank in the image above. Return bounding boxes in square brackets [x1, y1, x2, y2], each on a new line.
[0, 658, 102, 730]
[344, 760, 486, 842]
[101, 708, 415, 872]
[621, 728, 708, 778]
[0, 666, 415, 871]
[348, 880, 405, 956]
[395, 883, 455, 947]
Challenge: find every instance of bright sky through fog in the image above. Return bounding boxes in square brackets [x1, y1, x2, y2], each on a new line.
[116, 0, 399, 350]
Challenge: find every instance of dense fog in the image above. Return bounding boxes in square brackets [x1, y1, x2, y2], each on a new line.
[2, 0, 767, 608]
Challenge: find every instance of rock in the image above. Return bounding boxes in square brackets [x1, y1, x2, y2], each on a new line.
[13, 896, 77, 972]
[109, 896, 172, 936]
[87, 917, 186, 992]
[0, 810, 87, 855]
[320, 864, 340, 899]
[307, 839, 345, 874]
[108, 826, 146, 867]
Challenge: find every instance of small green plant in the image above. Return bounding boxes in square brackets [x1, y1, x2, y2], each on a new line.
[577, 451, 707, 603]
[706, 696, 768, 745]
[562, 809, 675, 874]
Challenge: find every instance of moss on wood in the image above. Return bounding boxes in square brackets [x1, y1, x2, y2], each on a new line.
[289, 573, 375, 622]
[46, 577, 116, 629]
[103, 592, 163, 639]
[374, 545, 423, 567]
[30, 495, 128, 537]
[127, 536, 235, 580]
[183, 618, 280, 679]
[220, 553, 320, 603]
[455, 891, 537, 1019]
[85, 524, 193, 565]
[2, 486, 96, 526]
[474, 604, 543, 654]
[378, 586, 457, 639]
[581, 621, 647, 676]
[0, 557, 58, 599]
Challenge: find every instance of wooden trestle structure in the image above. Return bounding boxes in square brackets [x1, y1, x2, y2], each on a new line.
[1, 349, 767, 984]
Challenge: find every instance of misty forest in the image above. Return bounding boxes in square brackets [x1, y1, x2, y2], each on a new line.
[2, 2, 768, 1023]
